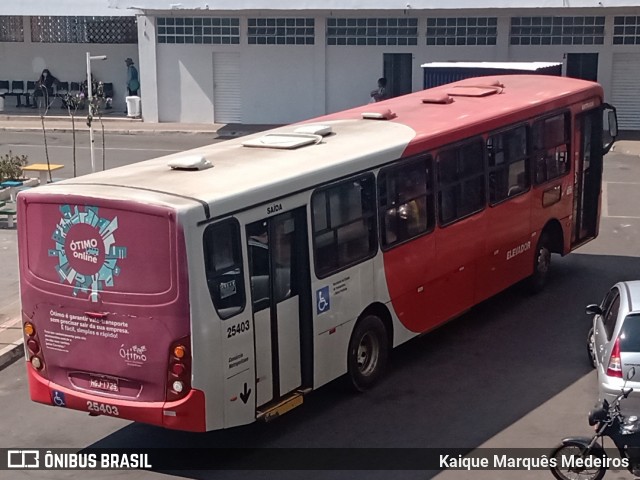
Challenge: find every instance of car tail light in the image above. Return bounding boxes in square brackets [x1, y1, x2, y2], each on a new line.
[607, 337, 623, 378]
[167, 336, 191, 401]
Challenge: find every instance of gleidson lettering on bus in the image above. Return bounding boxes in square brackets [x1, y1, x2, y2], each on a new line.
[506, 241, 531, 260]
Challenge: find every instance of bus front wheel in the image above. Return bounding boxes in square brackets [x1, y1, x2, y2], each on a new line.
[347, 315, 389, 392]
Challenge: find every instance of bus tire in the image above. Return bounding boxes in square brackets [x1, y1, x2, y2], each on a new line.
[528, 232, 551, 294]
[587, 327, 597, 369]
[346, 315, 389, 392]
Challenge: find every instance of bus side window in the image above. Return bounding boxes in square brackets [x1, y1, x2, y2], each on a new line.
[378, 157, 435, 248]
[437, 140, 485, 225]
[312, 174, 377, 278]
[487, 125, 529, 204]
[247, 221, 271, 312]
[203, 220, 246, 320]
[532, 113, 570, 185]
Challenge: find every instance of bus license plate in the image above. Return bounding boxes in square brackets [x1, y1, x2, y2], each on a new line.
[90, 376, 119, 393]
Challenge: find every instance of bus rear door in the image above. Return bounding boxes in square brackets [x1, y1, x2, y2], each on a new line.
[246, 207, 313, 410]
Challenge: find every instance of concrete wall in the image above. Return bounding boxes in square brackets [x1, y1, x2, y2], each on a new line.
[0, 18, 138, 110]
[107, 0, 640, 11]
[153, 17, 327, 124]
[157, 45, 215, 123]
[142, 8, 630, 124]
[4, 5, 640, 124]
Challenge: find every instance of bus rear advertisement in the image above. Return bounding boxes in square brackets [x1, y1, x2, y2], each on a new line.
[17, 75, 617, 431]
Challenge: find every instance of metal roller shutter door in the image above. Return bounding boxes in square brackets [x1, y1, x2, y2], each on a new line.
[213, 52, 241, 124]
[612, 53, 640, 131]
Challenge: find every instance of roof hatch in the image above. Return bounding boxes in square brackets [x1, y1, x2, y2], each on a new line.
[422, 93, 453, 104]
[361, 108, 396, 120]
[242, 133, 323, 150]
[168, 155, 213, 171]
[293, 124, 333, 136]
[447, 82, 504, 98]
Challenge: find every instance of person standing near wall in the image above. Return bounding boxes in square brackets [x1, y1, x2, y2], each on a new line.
[32, 68, 59, 108]
[370, 77, 388, 103]
[125, 58, 139, 96]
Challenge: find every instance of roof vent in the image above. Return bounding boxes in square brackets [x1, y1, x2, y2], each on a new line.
[422, 93, 453, 104]
[243, 133, 323, 149]
[361, 108, 396, 120]
[168, 155, 212, 171]
[447, 85, 504, 97]
[294, 124, 333, 136]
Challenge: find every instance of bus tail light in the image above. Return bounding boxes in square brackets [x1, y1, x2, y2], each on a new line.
[24, 322, 45, 371]
[167, 336, 191, 401]
[27, 339, 40, 354]
[24, 322, 35, 337]
[607, 337, 623, 378]
[31, 356, 43, 370]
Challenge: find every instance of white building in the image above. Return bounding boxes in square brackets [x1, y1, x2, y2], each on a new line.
[2, 1, 640, 128]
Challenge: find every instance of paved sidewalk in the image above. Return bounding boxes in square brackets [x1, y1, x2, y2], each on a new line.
[0, 112, 279, 138]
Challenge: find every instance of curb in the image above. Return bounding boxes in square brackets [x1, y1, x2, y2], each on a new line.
[611, 145, 640, 157]
[0, 127, 260, 138]
[0, 339, 23, 371]
[0, 127, 220, 136]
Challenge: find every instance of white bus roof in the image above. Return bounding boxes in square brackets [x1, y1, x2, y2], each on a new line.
[33, 119, 415, 220]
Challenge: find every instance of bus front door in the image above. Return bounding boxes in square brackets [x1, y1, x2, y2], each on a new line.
[572, 108, 604, 246]
[247, 207, 312, 408]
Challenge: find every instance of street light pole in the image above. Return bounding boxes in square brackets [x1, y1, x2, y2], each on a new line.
[86, 52, 107, 173]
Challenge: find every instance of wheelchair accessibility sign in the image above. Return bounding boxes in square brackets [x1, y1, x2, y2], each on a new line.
[316, 286, 330, 315]
[52, 390, 66, 407]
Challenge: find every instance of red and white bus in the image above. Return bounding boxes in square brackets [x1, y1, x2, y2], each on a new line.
[18, 75, 617, 432]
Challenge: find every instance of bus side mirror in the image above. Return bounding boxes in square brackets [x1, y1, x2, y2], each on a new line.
[608, 110, 618, 138]
[603, 104, 618, 155]
[586, 304, 603, 316]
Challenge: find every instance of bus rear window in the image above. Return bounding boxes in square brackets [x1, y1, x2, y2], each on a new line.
[25, 202, 174, 297]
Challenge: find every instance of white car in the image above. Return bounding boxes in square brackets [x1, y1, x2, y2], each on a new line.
[588, 281, 640, 414]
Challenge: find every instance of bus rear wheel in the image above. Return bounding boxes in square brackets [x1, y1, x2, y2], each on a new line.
[528, 232, 551, 293]
[347, 315, 388, 392]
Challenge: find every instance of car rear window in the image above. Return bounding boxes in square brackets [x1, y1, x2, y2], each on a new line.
[619, 314, 640, 352]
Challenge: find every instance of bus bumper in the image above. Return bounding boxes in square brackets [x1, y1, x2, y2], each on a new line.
[27, 363, 206, 432]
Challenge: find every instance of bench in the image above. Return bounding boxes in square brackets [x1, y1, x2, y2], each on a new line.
[0, 180, 23, 202]
[0, 202, 17, 228]
[9, 81, 25, 107]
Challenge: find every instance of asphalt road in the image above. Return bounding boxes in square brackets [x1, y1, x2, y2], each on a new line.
[1, 132, 639, 480]
[0, 131, 219, 178]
